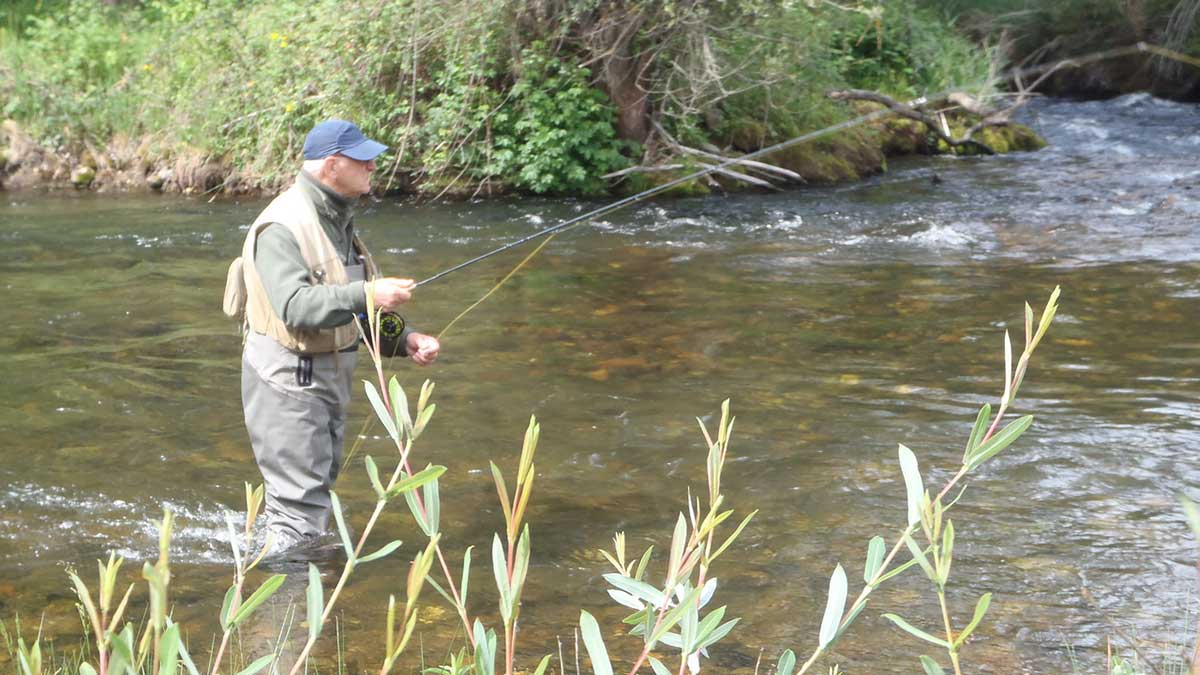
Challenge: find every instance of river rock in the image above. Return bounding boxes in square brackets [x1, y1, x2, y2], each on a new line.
[71, 165, 95, 188]
[147, 167, 172, 191]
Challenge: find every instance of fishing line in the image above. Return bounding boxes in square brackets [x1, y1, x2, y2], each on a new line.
[341, 42, 1197, 471]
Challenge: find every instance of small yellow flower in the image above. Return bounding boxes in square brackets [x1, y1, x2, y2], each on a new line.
[141, 63, 153, 72]
[284, 102, 296, 113]
[270, 32, 280, 40]
[279, 38, 289, 48]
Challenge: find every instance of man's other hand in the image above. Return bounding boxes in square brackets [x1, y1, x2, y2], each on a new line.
[372, 277, 414, 310]
[407, 332, 440, 366]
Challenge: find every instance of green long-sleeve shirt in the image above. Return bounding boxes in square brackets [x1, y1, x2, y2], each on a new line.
[254, 170, 367, 330]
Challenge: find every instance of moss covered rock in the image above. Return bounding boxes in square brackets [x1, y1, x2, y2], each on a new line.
[71, 165, 96, 188]
[763, 129, 885, 184]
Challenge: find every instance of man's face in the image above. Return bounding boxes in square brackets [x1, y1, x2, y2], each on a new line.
[328, 154, 376, 198]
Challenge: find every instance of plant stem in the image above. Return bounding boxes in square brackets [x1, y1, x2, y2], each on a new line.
[366, 345, 477, 649]
[505, 530, 517, 675]
[937, 591, 962, 675]
[627, 607, 670, 675]
[287, 492, 391, 675]
[96, 614, 108, 675]
[209, 573, 246, 675]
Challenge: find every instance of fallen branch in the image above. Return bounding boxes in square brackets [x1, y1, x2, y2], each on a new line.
[602, 163, 685, 179]
[698, 162, 779, 190]
[604, 118, 792, 189]
[676, 144, 803, 183]
[828, 89, 998, 154]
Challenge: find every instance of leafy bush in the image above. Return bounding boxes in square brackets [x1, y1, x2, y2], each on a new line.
[829, 1, 995, 99]
[0, 1, 154, 146]
[494, 45, 628, 195]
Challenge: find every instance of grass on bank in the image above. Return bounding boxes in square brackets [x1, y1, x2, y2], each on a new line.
[0, 0, 997, 195]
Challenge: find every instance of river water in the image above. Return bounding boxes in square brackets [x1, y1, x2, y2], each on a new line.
[2, 95, 1199, 674]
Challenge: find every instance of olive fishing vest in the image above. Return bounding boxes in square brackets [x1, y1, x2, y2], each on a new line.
[233, 183, 379, 353]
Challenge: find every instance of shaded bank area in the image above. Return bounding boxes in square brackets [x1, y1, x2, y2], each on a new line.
[0, 0, 1040, 197]
[927, 0, 1200, 100]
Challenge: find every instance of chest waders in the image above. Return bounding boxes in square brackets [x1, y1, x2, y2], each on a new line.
[241, 262, 366, 548]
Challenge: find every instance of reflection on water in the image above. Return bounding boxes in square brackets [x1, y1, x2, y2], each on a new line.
[2, 95, 1199, 673]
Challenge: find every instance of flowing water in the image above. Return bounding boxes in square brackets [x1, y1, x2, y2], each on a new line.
[2, 95, 1199, 674]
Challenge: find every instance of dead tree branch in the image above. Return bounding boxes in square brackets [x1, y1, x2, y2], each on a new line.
[830, 88, 1008, 152]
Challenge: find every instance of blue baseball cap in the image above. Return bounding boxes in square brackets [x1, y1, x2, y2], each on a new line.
[302, 119, 388, 161]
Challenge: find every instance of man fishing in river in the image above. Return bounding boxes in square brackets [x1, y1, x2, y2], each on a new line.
[224, 119, 440, 558]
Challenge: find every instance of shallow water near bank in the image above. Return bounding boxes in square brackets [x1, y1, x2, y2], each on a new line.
[2, 95, 1199, 673]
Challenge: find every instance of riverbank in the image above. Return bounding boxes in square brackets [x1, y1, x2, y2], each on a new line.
[0, 113, 1048, 197]
[6, 0, 1189, 198]
[0, 0, 1038, 199]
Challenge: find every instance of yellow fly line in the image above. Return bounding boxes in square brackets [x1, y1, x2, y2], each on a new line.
[341, 232, 559, 471]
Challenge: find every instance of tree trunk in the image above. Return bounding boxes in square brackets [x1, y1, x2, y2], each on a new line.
[585, 3, 654, 143]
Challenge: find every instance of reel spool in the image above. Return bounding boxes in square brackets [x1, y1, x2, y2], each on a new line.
[365, 312, 407, 358]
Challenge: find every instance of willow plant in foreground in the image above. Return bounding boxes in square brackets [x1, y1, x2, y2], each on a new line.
[765, 286, 1062, 675]
[279, 304, 457, 675]
[577, 399, 756, 675]
[62, 509, 230, 675]
[13, 288, 1062, 675]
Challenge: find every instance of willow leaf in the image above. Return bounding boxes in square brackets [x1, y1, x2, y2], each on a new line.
[365, 456, 385, 499]
[329, 491, 354, 560]
[898, 444, 924, 526]
[386, 465, 447, 499]
[230, 574, 286, 627]
[882, 614, 950, 648]
[710, 510, 757, 562]
[219, 584, 237, 631]
[776, 650, 796, 675]
[904, 533, 938, 583]
[359, 539, 403, 564]
[307, 564, 323, 642]
[919, 656, 946, 675]
[363, 381, 399, 444]
[818, 564, 848, 648]
[236, 655, 274, 675]
[966, 415, 1033, 470]
[864, 536, 885, 583]
[962, 404, 992, 462]
[579, 611, 613, 675]
[953, 593, 992, 649]
[603, 574, 666, 608]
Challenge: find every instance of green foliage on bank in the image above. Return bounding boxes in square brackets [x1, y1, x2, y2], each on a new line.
[0, 0, 1000, 195]
[923, 0, 1198, 50]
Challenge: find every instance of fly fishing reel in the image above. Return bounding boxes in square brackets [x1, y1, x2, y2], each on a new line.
[362, 311, 408, 358]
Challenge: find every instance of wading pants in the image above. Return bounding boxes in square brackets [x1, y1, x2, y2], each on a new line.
[241, 331, 357, 540]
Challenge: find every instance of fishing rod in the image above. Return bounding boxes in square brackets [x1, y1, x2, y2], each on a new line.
[412, 42, 1190, 290]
